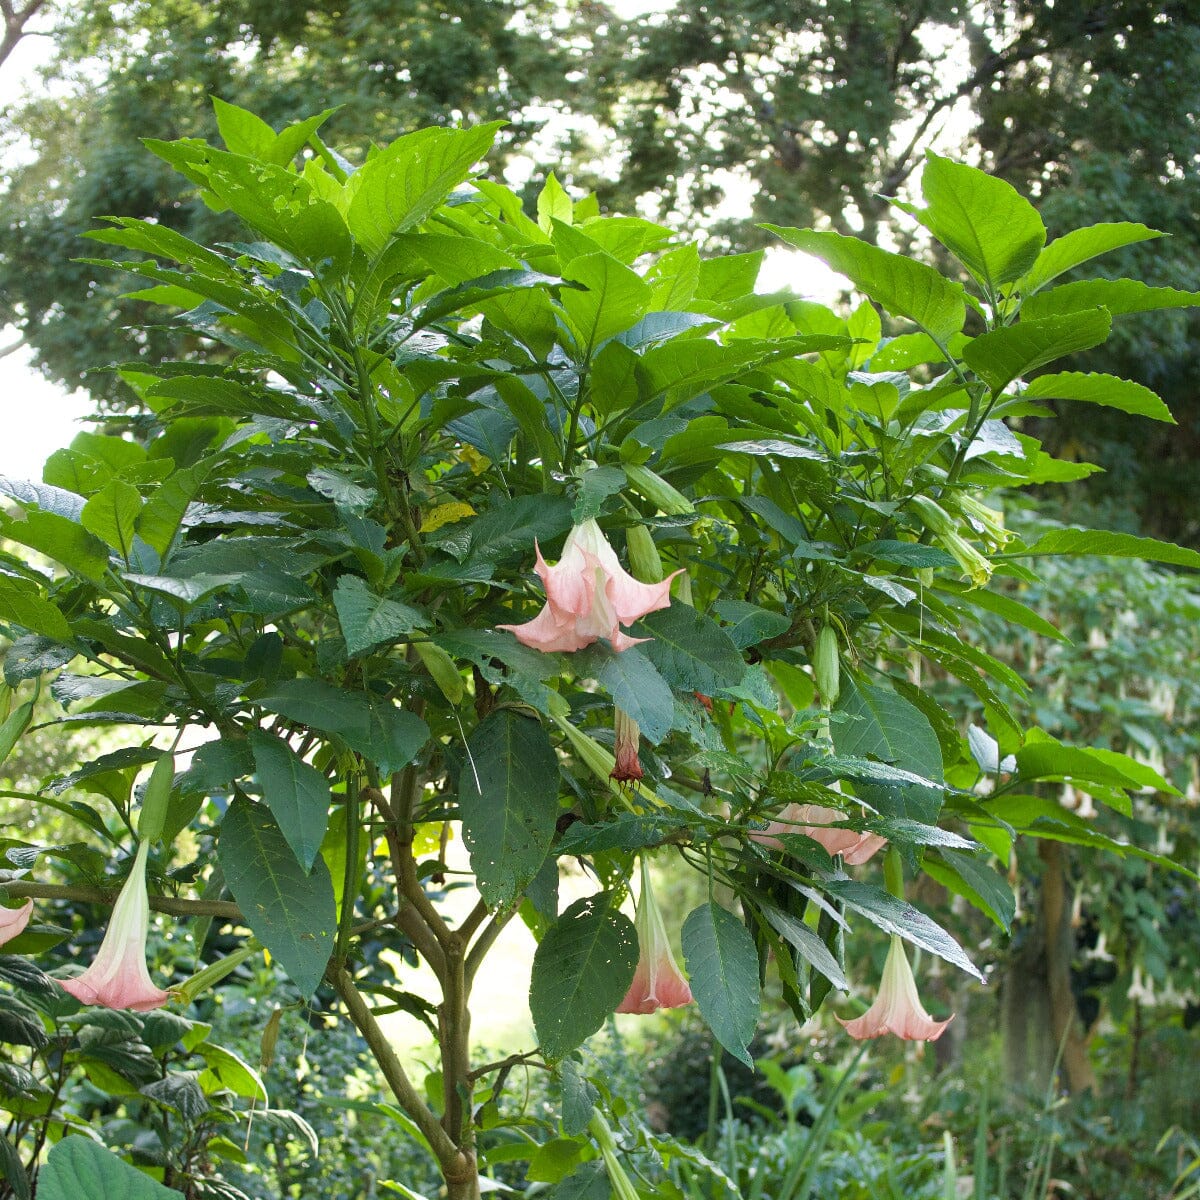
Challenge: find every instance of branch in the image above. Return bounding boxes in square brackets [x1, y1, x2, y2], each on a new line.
[0, 0, 49, 71]
[0, 879, 243, 921]
[0, 335, 26, 360]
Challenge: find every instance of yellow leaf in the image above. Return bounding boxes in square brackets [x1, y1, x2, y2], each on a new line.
[420, 501, 476, 533]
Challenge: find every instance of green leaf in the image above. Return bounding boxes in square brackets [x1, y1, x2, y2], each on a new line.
[459, 710, 559, 909]
[1013, 730, 1174, 809]
[759, 903, 848, 991]
[712, 600, 790, 650]
[559, 1059, 599, 1137]
[218, 796, 336, 996]
[0, 576, 72, 641]
[923, 850, 1015, 931]
[682, 902, 760, 1068]
[572, 465, 626, 524]
[333, 576, 428, 656]
[248, 730, 331, 872]
[821, 879, 983, 981]
[633, 605, 746, 694]
[1022, 277, 1200, 321]
[935, 582, 1069, 644]
[80, 479, 144, 557]
[538, 173, 574, 230]
[904, 153, 1045, 290]
[212, 97, 278, 158]
[1018, 222, 1163, 295]
[0, 510, 109, 581]
[1013, 527, 1200, 570]
[1021, 372, 1173, 422]
[832, 675, 943, 823]
[764, 226, 966, 342]
[38, 1136, 182, 1200]
[136, 459, 215, 556]
[560, 252, 652, 355]
[579, 645, 675, 743]
[467, 494, 574, 564]
[530, 894, 637, 1060]
[257, 680, 429, 776]
[346, 124, 503, 256]
[962, 310, 1112, 393]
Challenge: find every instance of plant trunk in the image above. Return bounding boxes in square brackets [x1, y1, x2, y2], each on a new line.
[1000, 841, 1097, 1095]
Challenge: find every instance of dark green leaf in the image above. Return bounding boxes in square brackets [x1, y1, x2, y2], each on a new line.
[923, 850, 1015, 931]
[333, 575, 427, 656]
[248, 730, 331, 872]
[634, 605, 746, 694]
[37, 1136, 182, 1200]
[581, 645, 675, 743]
[759, 903, 848, 991]
[682, 901, 760, 1067]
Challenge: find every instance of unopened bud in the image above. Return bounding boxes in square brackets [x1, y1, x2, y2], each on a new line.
[813, 625, 840, 707]
[414, 640, 464, 705]
[137, 751, 175, 843]
[623, 464, 694, 516]
[625, 524, 663, 583]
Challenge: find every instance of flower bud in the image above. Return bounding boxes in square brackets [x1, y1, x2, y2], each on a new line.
[813, 625, 840, 707]
[622, 463, 694, 516]
[414, 640, 464, 705]
[137, 752, 175, 844]
[625, 524, 663, 583]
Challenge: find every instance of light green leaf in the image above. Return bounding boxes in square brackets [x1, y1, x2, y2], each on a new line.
[258, 679, 429, 776]
[333, 575, 427, 656]
[1018, 222, 1164, 295]
[1021, 372, 1173, 422]
[37, 1136, 181, 1200]
[963, 310, 1112, 392]
[682, 901, 760, 1067]
[538, 173, 574, 231]
[1013, 730, 1175, 808]
[634, 605, 746, 694]
[248, 730, 331, 872]
[346, 124, 503, 256]
[923, 850, 1015, 931]
[218, 796, 336, 996]
[530, 894, 637, 1060]
[1022, 277, 1200, 321]
[560, 252, 652, 355]
[81, 478, 144, 556]
[904, 153, 1045, 289]
[0, 576, 72, 641]
[124, 572, 239, 605]
[821, 879, 984, 980]
[212, 97, 278, 158]
[1013, 527, 1200, 570]
[459, 710, 559, 909]
[764, 226, 966, 342]
[0, 510, 109, 581]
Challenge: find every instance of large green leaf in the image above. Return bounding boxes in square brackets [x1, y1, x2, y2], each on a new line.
[136, 459, 215, 556]
[1013, 729, 1175, 808]
[902, 153, 1045, 290]
[1021, 372, 1173, 422]
[0, 510, 109, 581]
[832, 675, 943, 823]
[530, 894, 637, 1060]
[1013, 527, 1200, 570]
[682, 901, 760, 1068]
[759, 903, 848, 991]
[962, 309, 1112, 392]
[459, 710, 559, 909]
[257, 680, 429, 776]
[0, 576, 72, 641]
[37, 1137, 181, 1200]
[248, 730, 331, 872]
[580, 645, 675, 743]
[1022, 277, 1200, 321]
[80, 478, 144, 557]
[333, 575, 428, 656]
[633, 605, 746, 694]
[560, 252, 651, 355]
[821, 879, 983, 980]
[346, 124, 503, 256]
[923, 850, 1015, 931]
[764, 226, 966, 342]
[218, 796, 336, 996]
[1017, 221, 1163, 295]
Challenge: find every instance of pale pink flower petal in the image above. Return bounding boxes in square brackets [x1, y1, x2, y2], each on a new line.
[837, 934, 952, 1042]
[0, 899, 33, 947]
[498, 519, 680, 654]
[617, 859, 692, 1014]
[749, 802, 887, 865]
[59, 841, 170, 1013]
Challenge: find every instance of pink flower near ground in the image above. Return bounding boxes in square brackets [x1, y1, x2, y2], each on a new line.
[497, 519, 681, 653]
[59, 841, 170, 1012]
[617, 859, 692, 1014]
[837, 934, 952, 1041]
[750, 802, 887, 865]
[0, 899, 33, 947]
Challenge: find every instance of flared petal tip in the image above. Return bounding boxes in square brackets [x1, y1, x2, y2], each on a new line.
[59, 974, 171, 1013]
[836, 1010, 953, 1042]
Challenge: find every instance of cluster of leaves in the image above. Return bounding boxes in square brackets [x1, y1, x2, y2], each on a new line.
[0, 99, 1197, 1194]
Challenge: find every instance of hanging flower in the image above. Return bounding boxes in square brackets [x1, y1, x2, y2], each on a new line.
[617, 859, 692, 1014]
[0, 899, 33, 947]
[498, 519, 681, 653]
[60, 841, 170, 1012]
[837, 934, 952, 1041]
[750, 803, 887, 865]
[610, 707, 643, 785]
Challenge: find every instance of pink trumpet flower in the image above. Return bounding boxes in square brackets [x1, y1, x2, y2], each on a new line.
[0, 899, 33, 947]
[838, 934, 953, 1042]
[497, 519, 681, 653]
[749, 803, 887, 865]
[60, 841, 170, 1012]
[617, 859, 693, 1014]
